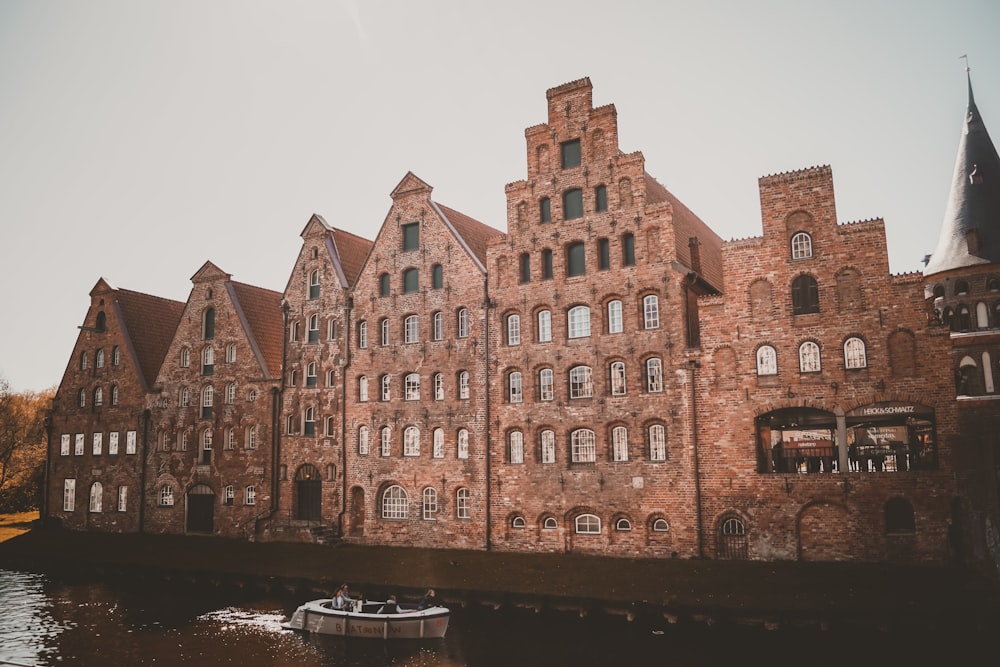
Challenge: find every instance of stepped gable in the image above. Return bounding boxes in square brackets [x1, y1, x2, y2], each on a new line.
[644, 172, 724, 292]
[434, 202, 504, 269]
[925, 72, 1000, 275]
[229, 281, 284, 379]
[113, 287, 184, 391]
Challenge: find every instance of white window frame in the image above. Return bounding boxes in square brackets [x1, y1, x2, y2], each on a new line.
[380, 318, 390, 346]
[612, 426, 629, 462]
[108, 431, 119, 455]
[405, 373, 420, 401]
[246, 424, 257, 449]
[646, 358, 663, 392]
[539, 368, 554, 401]
[537, 309, 552, 342]
[381, 374, 391, 401]
[458, 308, 470, 338]
[799, 341, 822, 373]
[649, 424, 667, 461]
[404, 314, 419, 344]
[569, 365, 593, 399]
[434, 373, 444, 400]
[358, 425, 370, 455]
[610, 361, 626, 396]
[571, 428, 596, 463]
[456, 488, 470, 519]
[382, 485, 408, 519]
[160, 486, 174, 506]
[381, 426, 391, 457]
[508, 371, 523, 403]
[608, 300, 623, 334]
[63, 478, 76, 511]
[457, 429, 469, 459]
[92, 432, 103, 456]
[567, 306, 591, 339]
[226, 343, 236, 363]
[117, 485, 127, 512]
[791, 232, 813, 259]
[844, 337, 867, 369]
[126, 430, 137, 454]
[756, 345, 778, 376]
[575, 513, 601, 534]
[226, 382, 236, 404]
[433, 428, 444, 458]
[359, 376, 369, 402]
[509, 431, 524, 464]
[245, 486, 256, 506]
[433, 311, 444, 341]
[75, 433, 85, 456]
[540, 429, 555, 464]
[507, 314, 521, 345]
[403, 425, 420, 457]
[358, 321, 368, 349]
[422, 487, 438, 520]
[643, 294, 660, 329]
[89, 481, 102, 512]
[459, 371, 470, 399]
[60, 434, 70, 456]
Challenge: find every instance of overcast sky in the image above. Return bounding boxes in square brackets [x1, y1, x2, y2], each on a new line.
[1, 0, 997, 393]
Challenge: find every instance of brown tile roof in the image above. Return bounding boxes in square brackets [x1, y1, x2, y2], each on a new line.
[114, 289, 185, 390]
[644, 172, 724, 292]
[230, 282, 284, 379]
[434, 203, 505, 269]
[330, 227, 374, 287]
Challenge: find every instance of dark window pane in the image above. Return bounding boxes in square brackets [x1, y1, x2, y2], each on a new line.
[380, 273, 390, 296]
[403, 268, 419, 293]
[561, 139, 581, 169]
[563, 189, 583, 220]
[598, 239, 610, 270]
[520, 253, 531, 283]
[791, 275, 820, 314]
[542, 249, 553, 279]
[540, 198, 551, 224]
[309, 283, 320, 299]
[432, 264, 443, 289]
[402, 222, 419, 251]
[623, 233, 635, 266]
[595, 185, 608, 212]
[567, 242, 586, 277]
[204, 308, 215, 339]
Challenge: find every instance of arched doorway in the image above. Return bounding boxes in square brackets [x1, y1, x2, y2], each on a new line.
[186, 484, 214, 533]
[295, 464, 322, 522]
[716, 512, 748, 560]
[349, 487, 365, 536]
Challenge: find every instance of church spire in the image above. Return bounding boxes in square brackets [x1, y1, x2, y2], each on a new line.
[924, 68, 1000, 276]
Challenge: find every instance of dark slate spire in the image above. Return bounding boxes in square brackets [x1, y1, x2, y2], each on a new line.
[924, 71, 1000, 276]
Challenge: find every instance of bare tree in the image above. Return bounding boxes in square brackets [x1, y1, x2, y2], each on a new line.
[0, 376, 53, 511]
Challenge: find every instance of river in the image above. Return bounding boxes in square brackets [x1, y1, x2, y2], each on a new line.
[0, 568, 986, 666]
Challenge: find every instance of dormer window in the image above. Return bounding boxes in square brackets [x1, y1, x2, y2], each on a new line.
[791, 232, 813, 260]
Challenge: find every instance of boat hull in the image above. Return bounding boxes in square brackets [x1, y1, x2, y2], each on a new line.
[283, 599, 450, 639]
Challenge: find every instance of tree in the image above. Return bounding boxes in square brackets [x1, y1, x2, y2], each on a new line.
[0, 376, 54, 512]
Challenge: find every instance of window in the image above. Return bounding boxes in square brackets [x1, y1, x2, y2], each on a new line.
[433, 312, 444, 340]
[540, 430, 555, 463]
[458, 308, 469, 337]
[508, 371, 523, 403]
[563, 189, 583, 220]
[63, 479, 76, 511]
[117, 486, 127, 512]
[381, 374, 391, 401]
[566, 242, 585, 276]
[646, 358, 663, 392]
[542, 249, 553, 279]
[160, 485, 174, 506]
[95, 349, 105, 368]
[643, 295, 660, 329]
[403, 268, 419, 293]
[561, 139, 581, 168]
[89, 482, 102, 512]
[459, 371, 470, 399]
[245, 486, 256, 506]
[404, 426, 420, 456]
[575, 513, 600, 534]
[432, 264, 443, 289]
[289, 321, 300, 342]
[844, 337, 867, 369]
[791, 232, 813, 259]
[433, 428, 444, 458]
[569, 366, 594, 398]
[203, 308, 215, 339]
[180, 347, 190, 368]
[616, 518, 632, 531]
[652, 518, 669, 532]
[181, 387, 189, 407]
[756, 345, 778, 376]
[226, 344, 236, 363]
[540, 197, 552, 224]
[507, 315, 521, 345]
[309, 269, 320, 299]
[457, 429, 469, 459]
[612, 426, 629, 462]
[405, 373, 420, 401]
[571, 429, 596, 463]
[126, 430, 136, 454]
[792, 274, 820, 314]
[568, 306, 591, 338]
[80, 351, 88, 370]
[358, 425, 369, 455]
[306, 363, 317, 387]
[434, 373, 444, 400]
[225, 427, 235, 449]
[358, 321, 368, 349]
[246, 424, 257, 449]
[543, 516, 558, 530]
[382, 485, 408, 519]
[610, 362, 627, 396]
[60, 434, 70, 456]
[93, 387, 103, 407]
[107, 432, 117, 458]
[512, 516, 526, 529]
[328, 319, 336, 341]
[649, 425, 667, 461]
[539, 368, 554, 401]
[519, 253, 531, 283]
[379, 273, 391, 296]
[380, 427, 391, 457]
[112, 346, 120, 366]
[799, 341, 822, 373]
[422, 488, 438, 520]
[608, 300, 623, 334]
[595, 185, 608, 212]
[380, 318, 390, 346]
[456, 488, 470, 519]
[359, 376, 369, 401]
[537, 310, 552, 342]
[308, 314, 320, 343]
[201, 385, 213, 419]
[598, 238, 610, 270]
[303, 407, 315, 436]
[324, 416, 335, 437]
[224, 485, 234, 505]
[404, 315, 419, 344]
[622, 233, 635, 266]
[402, 222, 419, 251]
[92, 432, 102, 455]
[509, 431, 524, 463]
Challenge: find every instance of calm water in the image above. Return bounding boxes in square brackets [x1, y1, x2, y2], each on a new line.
[0, 568, 988, 666]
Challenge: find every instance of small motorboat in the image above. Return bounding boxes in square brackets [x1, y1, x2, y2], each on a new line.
[283, 598, 450, 639]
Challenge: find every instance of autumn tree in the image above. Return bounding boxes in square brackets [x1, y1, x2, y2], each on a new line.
[0, 376, 54, 512]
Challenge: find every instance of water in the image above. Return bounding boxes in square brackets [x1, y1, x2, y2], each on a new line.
[0, 568, 989, 666]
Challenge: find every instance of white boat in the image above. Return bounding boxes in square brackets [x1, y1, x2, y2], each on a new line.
[283, 598, 450, 639]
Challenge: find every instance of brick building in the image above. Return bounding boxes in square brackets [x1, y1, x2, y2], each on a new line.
[44, 76, 1000, 570]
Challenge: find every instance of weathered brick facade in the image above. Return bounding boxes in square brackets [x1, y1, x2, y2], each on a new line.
[45, 76, 1000, 569]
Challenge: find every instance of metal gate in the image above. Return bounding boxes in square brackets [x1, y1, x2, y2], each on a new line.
[716, 514, 748, 560]
[295, 464, 322, 522]
[186, 484, 215, 533]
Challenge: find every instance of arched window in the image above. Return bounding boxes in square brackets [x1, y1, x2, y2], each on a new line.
[507, 314, 521, 345]
[309, 269, 320, 299]
[509, 430, 524, 463]
[456, 488, 470, 519]
[308, 314, 320, 343]
[610, 361, 627, 396]
[457, 308, 470, 338]
[756, 345, 778, 376]
[569, 365, 593, 398]
[422, 488, 437, 520]
[358, 321, 368, 349]
[93, 387, 103, 406]
[643, 294, 660, 329]
[791, 274, 820, 314]
[955, 305, 972, 331]
[306, 362, 317, 387]
[799, 341, 821, 373]
[404, 314, 419, 344]
[404, 373, 420, 401]
[607, 300, 623, 333]
[539, 368, 554, 401]
[89, 482, 103, 512]
[380, 426, 392, 457]
[459, 371, 470, 399]
[201, 385, 213, 418]
[537, 309, 552, 342]
[649, 424, 667, 461]
[717, 514, 748, 560]
[381, 374, 391, 401]
[80, 350, 88, 370]
[976, 302, 989, 329]
[380, 318, 390, 346]
[540, 429, 556, 463]
[302, 407, 315, 436]
[111, 385, 119, 406]
[512, 515, 526, 529]
[203, 308, 215, 339]
[434, 372, 444, 401]
[652, 518, 669, 532]
[382, 485, 408, 519]
[611, 426, 629, 461]
[571, 429, 596, 463]
[615, 518, 632, 531]
[359, 376, 369, 401]
[575, 513, 600, 534]
[433, 428, 444, 458]
[179, 347, 190, 368]
[646, 358, 664, 392]
[543, 516, 558, 530]
[508, 371, 523, 403]
[358, 425, 369, 455]
[95, 349, 105, 368]
[433, 311, 444, 340]
[403, 425, 420, 456]
[112, 346, 120, 366]
[567, 306, 590, 338]
[844, 337, 867, 369]
[457, 428, 469, 459]
[955, 279, 969, 295]
[791, 232, 813, 259]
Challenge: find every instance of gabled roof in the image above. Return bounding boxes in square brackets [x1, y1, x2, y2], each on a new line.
[330, 227, 374, 286]
[114, 288, 185, 391]
[925, 72, 1000, 276]
[229, 281, 284, 379]
[434, 202, 504, 269]
[644, 173, 724, 292]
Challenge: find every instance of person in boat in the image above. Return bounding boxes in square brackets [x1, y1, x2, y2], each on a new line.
[333, 584, 355, 611]
[417, 588, 437, 610]
[378, 595, 398, 614]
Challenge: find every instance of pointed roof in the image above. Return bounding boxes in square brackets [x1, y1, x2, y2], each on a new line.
[329, 226, 374, 286]
[228, 281, 284, 380]
[433, 202, 504, 269]
[113, 287, 185, 391]
[924, 72, 1000, 276]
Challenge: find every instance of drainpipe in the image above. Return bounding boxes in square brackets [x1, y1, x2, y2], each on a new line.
[338, 298, 353, 536]
[484, 285, 493, 551]
[139, 408, 150, 533]
[688, 359, 704, 558]
[271, 300, 291, 526]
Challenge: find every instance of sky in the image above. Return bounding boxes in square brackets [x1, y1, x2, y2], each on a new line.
[1, 0, 998, 393]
